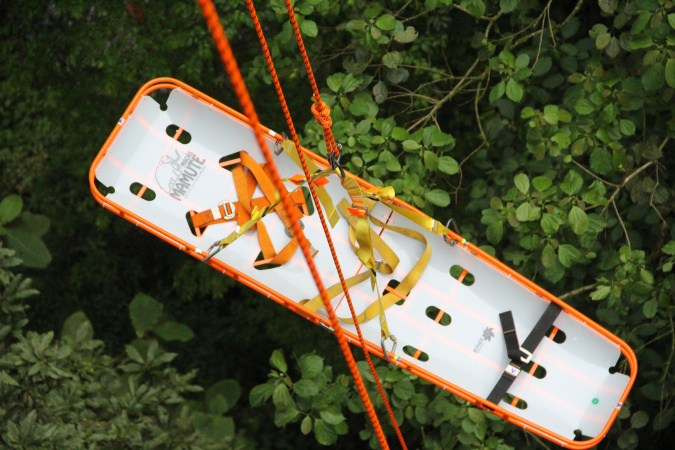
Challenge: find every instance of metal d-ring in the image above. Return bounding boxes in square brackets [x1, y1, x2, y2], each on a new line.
[444, 218, 461, 246]
[285, 220, 305, 237]
[381, 334, 398, 361]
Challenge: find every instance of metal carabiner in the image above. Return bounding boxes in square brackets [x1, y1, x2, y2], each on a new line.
[443, 218, 461, 246]
[381, 334, 398, 361]
[202, 240, 222, 263]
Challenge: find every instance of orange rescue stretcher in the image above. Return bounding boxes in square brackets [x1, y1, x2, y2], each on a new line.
[89, 78, 637, 448]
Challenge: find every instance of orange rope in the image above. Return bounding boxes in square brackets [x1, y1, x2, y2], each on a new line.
[196, 2, 390, 449]
[246, 1, 408, 449]
[283, 0, 339, 160]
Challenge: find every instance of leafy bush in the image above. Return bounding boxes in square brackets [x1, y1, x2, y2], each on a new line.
[0, 241, 248, 449]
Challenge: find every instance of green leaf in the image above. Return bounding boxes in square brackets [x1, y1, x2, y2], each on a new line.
[382, 51, 401, 69]
[514, 173, 530, 194]
[468, 408, 486, 424]
[489, 81, 505, 104]
[274, 407, 300, 427]
[590, 148, 612, 175]
[541, 244, 557, 269]
[643, 299, 658, 319]
[619, 119, 636, 136]
[0, 371, 20, 386]
[617, 430, 638, 449]
[14, 212, 50, 237]
[596, 32, 611, 50]
[301, 415, 313, 435]
[373, 81, 388, 103]
[641, 62, 665, 91]
[662, 241, 675, 255]
[153, 322, 194, 342]
[394, 26, 418, 43]
[207, 379, 241, 413]
[558, 244, 581, 268]
[129, 293, 163, 337]
[590, 285, 611, 300]
[392, 127, 409, 141]
[665, 58, 675, 88]
[385, 159, 402, 172]
[4, 228, 51, 268]
[273, 383, 292, 410]
[249, 383, 274, 407]
[515, 203, 540, 221]
[301, 20, 318, 38]
[551, 132, 571, 149]
[431, 129, 455, 147]
[61, 311, 94, 343]
[314, 419, 338, 445]
[486, 221, 503, 244]
[271, 349, 288, 373]
[438, 156, 459, 174]
[569, 206, 590, 235]
[463, 0, 486, 17]
[375, 14, 396, 31]
[505, 78, 524, 102]
[574, 98, 595, 115]
[394, 380, 415, 400]
[515, 54, 530, 70]
[541, 213, 560, 234]
[425, 189, 450, 207]
[294, 379, 319, 398]
[320, 409, 346, 425]
[299, 354, 323, 378]
[402, 140, 420, 152]
[500, 0, 517, 12]
[207, 394, 229, 415]
[424, 151, 439, 171]
[561, 170, 583, 195]
[0, 195, 23, 224]
[326, 74, 343, 93]
[532, 176, 552, 192]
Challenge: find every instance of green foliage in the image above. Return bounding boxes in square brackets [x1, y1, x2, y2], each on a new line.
[0, 195, 51, 268]
[251, 349, 516, 448]
[0, 247, 247, 448]
[3, 0, 675, 448]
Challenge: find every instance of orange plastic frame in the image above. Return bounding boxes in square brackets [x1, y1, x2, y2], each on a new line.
[89, 78, 637, 449]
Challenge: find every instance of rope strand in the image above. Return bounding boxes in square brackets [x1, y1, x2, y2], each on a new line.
[196, 2, 392, 449]
[245, 1, 407, 448]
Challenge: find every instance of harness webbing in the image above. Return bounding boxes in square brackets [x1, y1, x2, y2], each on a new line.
[487, 302, 563, 405]
[244, 1, 407, 448]
[197, 2, 397, 449]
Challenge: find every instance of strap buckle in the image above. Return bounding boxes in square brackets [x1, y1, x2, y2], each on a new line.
[381, 334, 397, 361]
[220, 202, 236, 220]
[504, 363, 521, 378]
[520, 347, 532, 364]
[285, 220, 304, 237]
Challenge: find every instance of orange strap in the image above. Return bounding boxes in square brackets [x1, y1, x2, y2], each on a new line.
[197, 3, 392, 450]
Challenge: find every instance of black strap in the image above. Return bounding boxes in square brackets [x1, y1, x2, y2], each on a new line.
[486, 302, 562, 405]
[499, 311, 522, 361]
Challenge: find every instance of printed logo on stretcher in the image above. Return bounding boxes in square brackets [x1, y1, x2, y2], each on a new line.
[89, 78, 637, 449]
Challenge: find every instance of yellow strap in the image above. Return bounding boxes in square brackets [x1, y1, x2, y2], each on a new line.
[302, 200, 431, 329]
[385, 202, 449, 235]
[339, 213, 431, 325]
[299, 270, 372, 312]
[282, 140, 340, 227]
[338, 200, 399, 275]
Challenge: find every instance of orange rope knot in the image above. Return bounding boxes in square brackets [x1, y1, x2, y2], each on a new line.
[311, 100, 332, 129]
